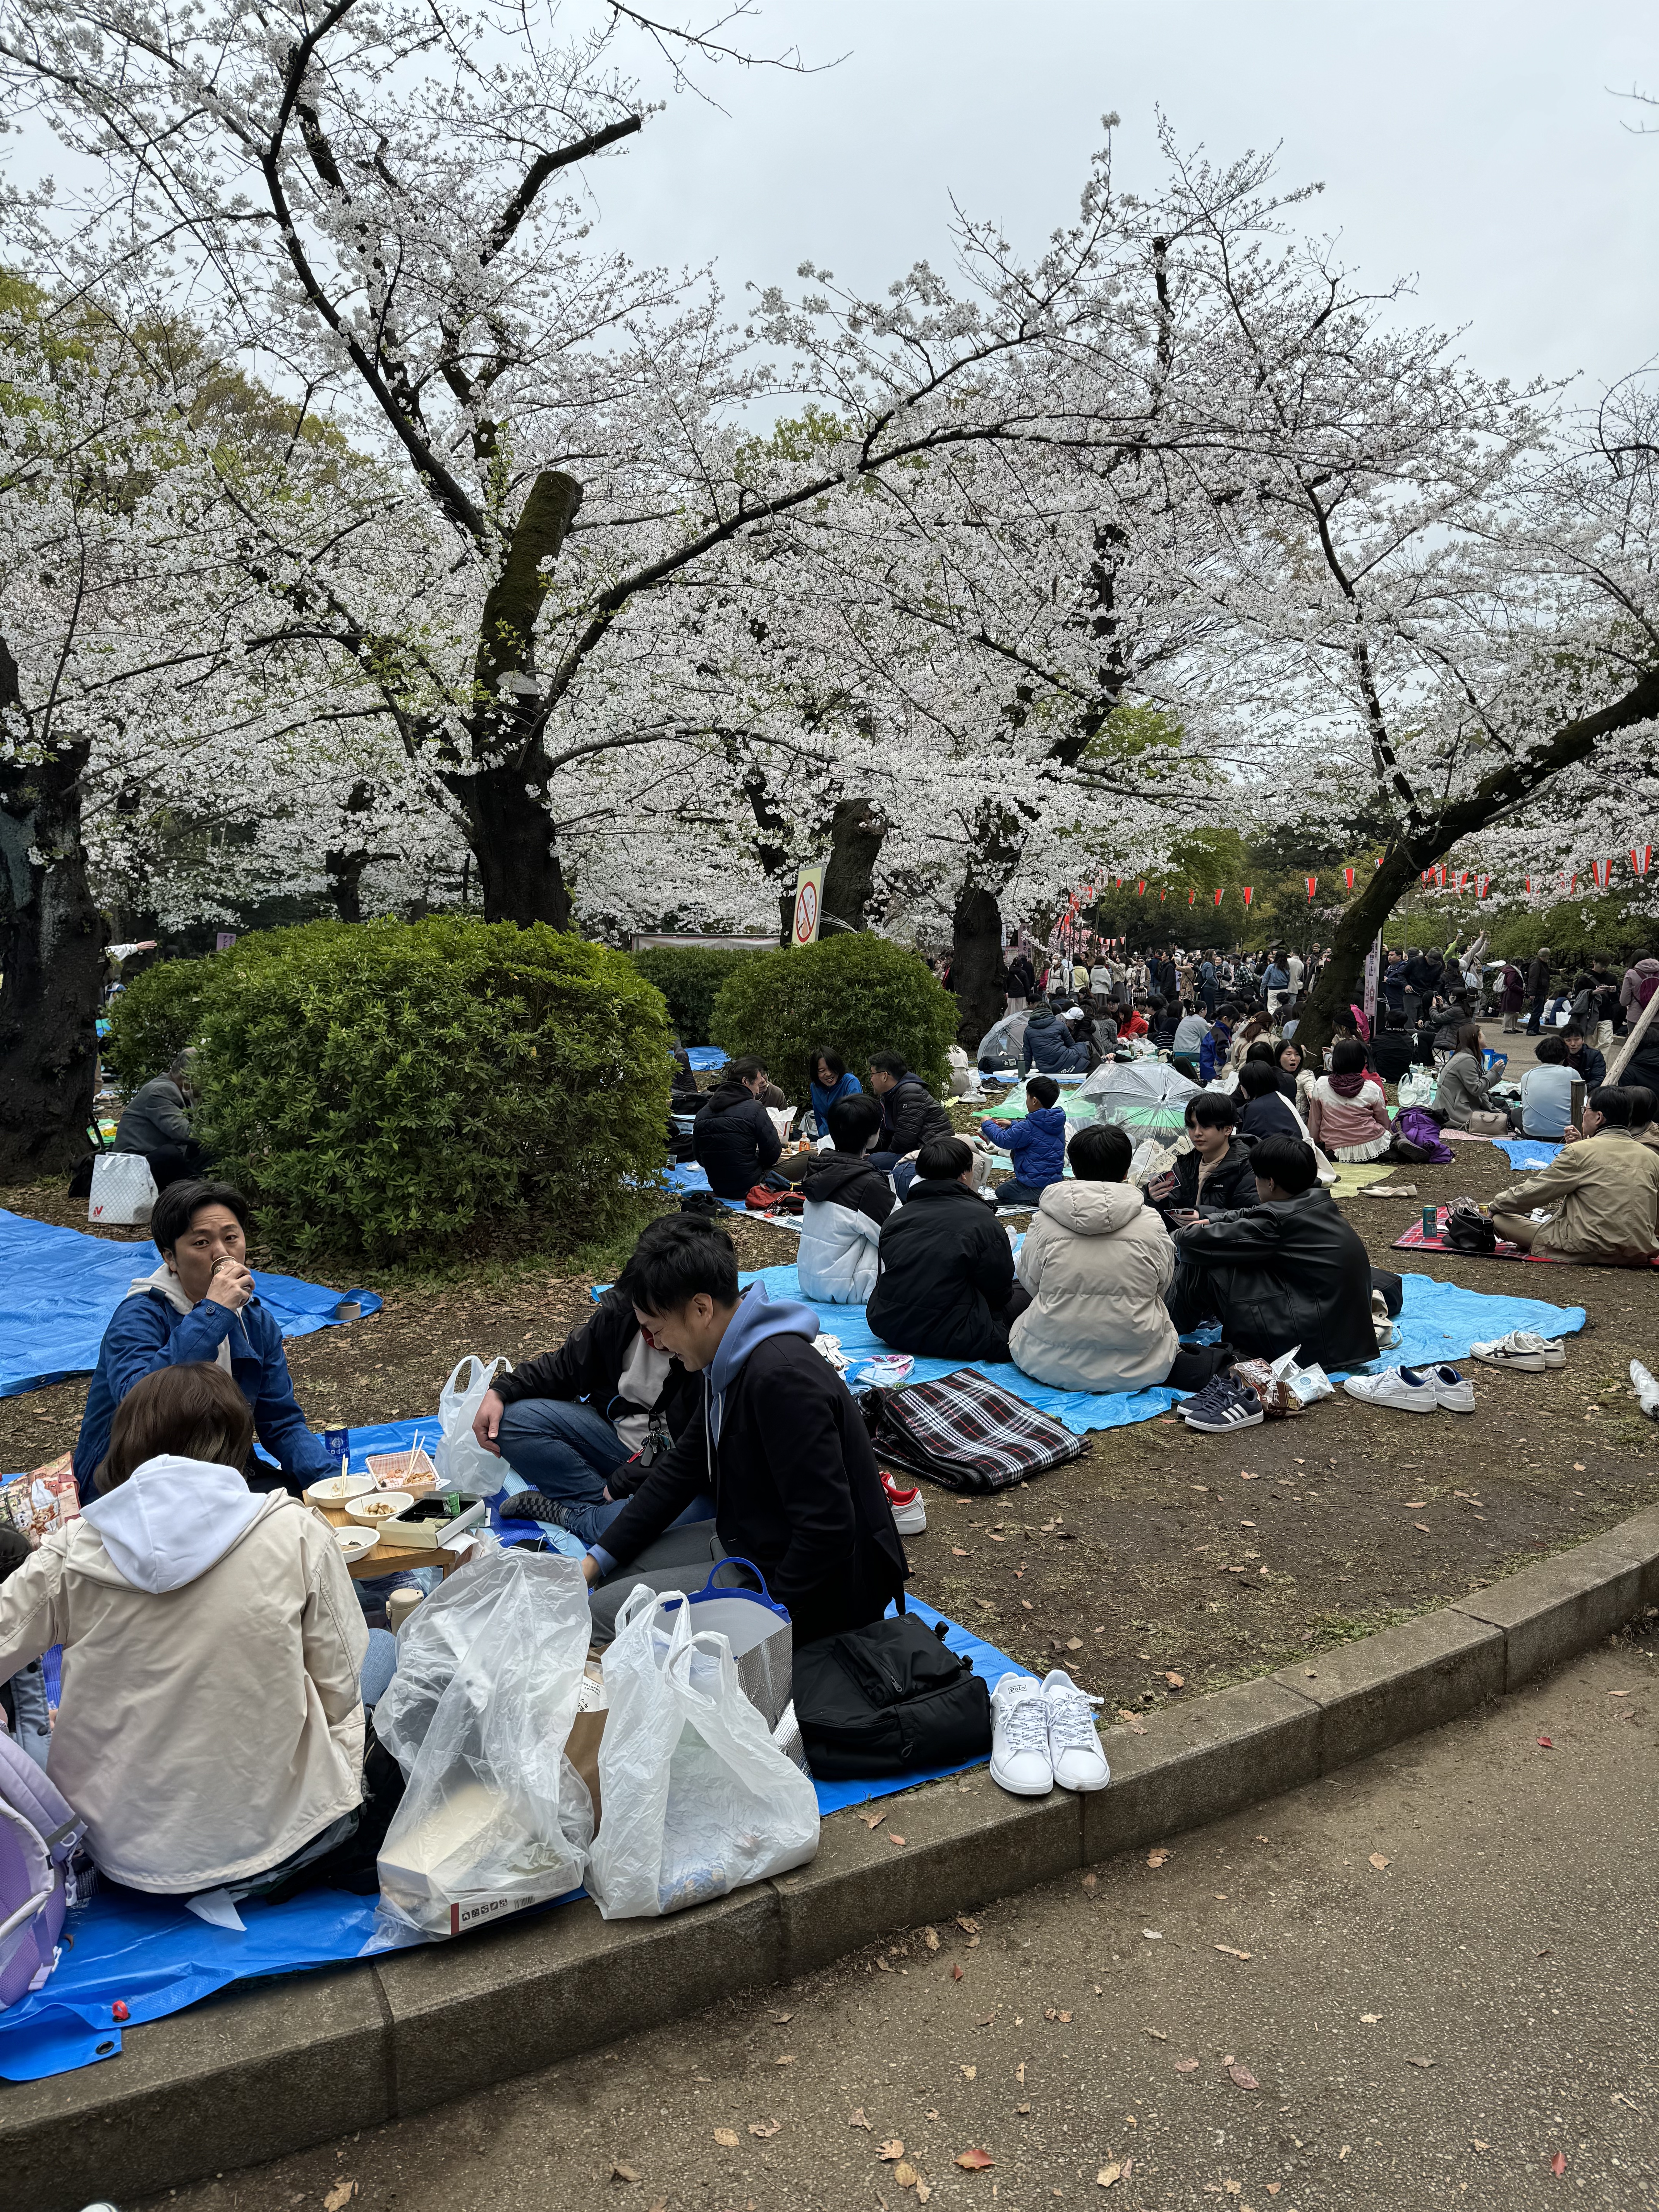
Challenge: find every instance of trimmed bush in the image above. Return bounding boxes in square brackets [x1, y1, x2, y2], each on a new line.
[102, 955, 218, 1094]
[709, 934, 957, 1102]
[175, 917, 670, 1264]
[628, 945, 766, 1044]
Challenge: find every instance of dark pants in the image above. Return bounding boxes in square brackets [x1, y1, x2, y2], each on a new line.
[1527, 994, 1547, 1035]
[132, 1140, 209, 1192]
[1164, 1341, 1236, 1391]
[992, 1179, 1050, 1210]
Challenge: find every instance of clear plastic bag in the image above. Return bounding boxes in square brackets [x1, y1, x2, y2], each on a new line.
[374, 1549, 592, 1941]
[586, 1588, 821, 1920]
[433, 1355, 512, 1496]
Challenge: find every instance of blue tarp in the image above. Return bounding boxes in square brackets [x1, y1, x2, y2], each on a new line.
[0, 1208, 382, 1400]
[685, 1046, 726, 1070]
[1495, 1139, 1563, 1171]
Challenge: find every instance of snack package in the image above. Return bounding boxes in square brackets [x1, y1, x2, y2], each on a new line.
[368, 1446, 439, 1491]
[2, 1453, 81, 1546]
[1227, 1358, 1300, 1418]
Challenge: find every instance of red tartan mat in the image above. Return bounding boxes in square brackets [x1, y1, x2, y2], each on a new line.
[1393, 1213, 1659, 1268]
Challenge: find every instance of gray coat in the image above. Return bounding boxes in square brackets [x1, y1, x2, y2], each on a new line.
[115, 1076, 192, 1153]
[1433, 1051, 1493, 1130]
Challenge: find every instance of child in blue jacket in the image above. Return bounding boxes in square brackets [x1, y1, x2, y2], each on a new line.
[981, 1076, 1069, 1210]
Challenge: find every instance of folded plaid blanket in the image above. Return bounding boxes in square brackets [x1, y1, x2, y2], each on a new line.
[862, 1367, 1084, 1492]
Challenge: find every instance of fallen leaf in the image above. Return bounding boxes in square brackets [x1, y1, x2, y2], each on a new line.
[1142, 1930, 1163, 1942]
[1020, 1599, 1033, 1611]
[1338, 2147, 1350, 2160]
[324, 2186, 357, 2212]
[951, 1547, 969, 1558]
[1360, 2012, 1381, 2023]
[646, 2200, 668, 2212]
[1403, 1500, 1426, 1508]
[1414, 1522, 1431, 1534]
[1551, 2152, 1567, 2177]
[1214, 1944, 1252, 1960]
[1267, 2187, 1281, 2198]
[1147, 1849, 1171, 1868]
[748, 2120, 781, 2139]
[924, 1928, 940, 1952]
[957, 1914, 981, 1933]
[1015, 2101, 1031, 2114]
[1538, 1736, 1554, 1749]
[916, 2184, 931, 2205]
[1405, 2056, 1434, 2069]
[1096, 2163, 1121, 2188]
[879, 2140, 905, 2161]
[776, 2054, 796, 2065]
[1369, 1853, 1391, 1871]
[1228, 2063, 1259, 2091]
[1080, 1873, 1097, 1893]
[770, 2010, 793, 2023]
[974, 2011, 996, 2026]
[861, 1811, 884, 1830]
[1116, 1711, 1148, 1736]
[610, 2162, 642, 2184]
[1610, 1689, 1630, 1697]
[1472, 2138, 1489, 2151]
[1064, 1637, 1084, 1651]
[895, 2163, 919, 2189]
[714, 2128, 740, 2148]
[961, 2065, 977, 2080]
[952, 1963, 964, 1982]
[955, 2148, 995, 2171]
[1016, 2064, 1025, 2085]
[1174, 2058, 1199, 2073]
[1144, 2027, 1168, 2040]
[888, 1834, 906, 1848]
[1164, 1672, 1185, 1688]
[849, 2109, 872, 2130]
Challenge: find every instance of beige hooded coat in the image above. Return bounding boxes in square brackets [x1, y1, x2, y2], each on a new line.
[0, 1455, 367, 1892]
[1010, 1181, 1178, 1393]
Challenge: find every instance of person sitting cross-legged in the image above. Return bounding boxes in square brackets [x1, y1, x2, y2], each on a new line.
[1518, 1032, 1576, 1141]
[1165, 1134, 1377, 1372]
[692, 1055, 786, 1199]
[981, 1075, 1068, 1210]
[578, 1220, 907, 1648]
[1234, 1056, 1305, 1143]
[797, 1093, 895, 1303]
[1010, 1123, 1236, 1397]
[867, 1050, 954, 1196]
[1149, 1090, 1261, 1219]
[1308, 1038, 1394, 1161]
[867, 1136, 1026, 1364]
[1492, 1086, 1659, 1264]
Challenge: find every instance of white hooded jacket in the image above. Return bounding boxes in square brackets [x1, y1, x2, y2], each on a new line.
[1009, 1180, 1178, 1394]
[0, 1455, 368, 1892]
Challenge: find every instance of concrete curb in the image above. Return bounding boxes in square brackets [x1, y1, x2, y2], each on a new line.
[10, 1506, 1658, 2209]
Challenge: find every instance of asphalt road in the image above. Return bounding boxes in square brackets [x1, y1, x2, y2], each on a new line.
[141, 1613, 1658, 2212]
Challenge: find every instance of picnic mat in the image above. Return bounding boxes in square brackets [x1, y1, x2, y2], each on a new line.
[663, 1161, 803, 1233]
[0, 1207, 382, 1400]
[1328, 1161, 1396, 1200]
[1495, 1139, 1563, 1170]
[1393, 1212, 1659, 1270]
[0, 1582, 1017, 2085]
[685, 1046, 726, 1070]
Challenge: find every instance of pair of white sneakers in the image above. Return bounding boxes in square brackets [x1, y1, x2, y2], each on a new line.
[989, 1669, 1111, 1796]
[1343, 1363, 1474, 1415]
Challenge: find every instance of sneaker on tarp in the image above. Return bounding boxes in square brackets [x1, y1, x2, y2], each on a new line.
[989, 1673, 1053, 1797]
[881, 1469, 927, 1534]
[1343, 1366, 1439, 1413]
[1180, 1374, 1265, 1434]
[1041, 1669, 1110, 1793]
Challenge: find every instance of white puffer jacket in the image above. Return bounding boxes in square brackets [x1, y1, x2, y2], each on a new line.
[0, 1455, 368, 1892]
[1010, 1180, 1178, 1394]
[797, 1151, 896, 1305]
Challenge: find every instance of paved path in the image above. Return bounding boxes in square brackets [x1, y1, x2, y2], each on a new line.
[145, 1622, 1657, 2212]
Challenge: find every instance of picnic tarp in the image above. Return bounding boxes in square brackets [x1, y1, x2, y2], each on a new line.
[0, 1207, 382, 1400]
[1495, 1138, 1563, 1171]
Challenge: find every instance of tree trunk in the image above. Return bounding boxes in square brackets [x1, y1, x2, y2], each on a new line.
[0, 666, 106, 1179]
[449, 468, 584, 929]
[950, 883, 1005, 1049]
[325, 778, 376, 923]
[1297, 659, 1659, 1052]
[819, 795, 888, 932]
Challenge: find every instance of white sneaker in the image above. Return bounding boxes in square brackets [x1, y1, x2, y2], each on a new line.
[1541, 1338, 1567, 1369]
[1632, 1359, 1659, 1420]
[881, 1470, 927, 1534]
[1041, 1669, 1111, 1793]
[1343, 1366, 1439, 1413]
[1468, 1331, 1549, 1372]
[989, 1673, 1054, 1797]
[1429, 1364, 1475, 1413]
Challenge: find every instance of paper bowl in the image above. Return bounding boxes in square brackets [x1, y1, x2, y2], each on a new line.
[333, 1524, 381, 1565]
[304, 1472, 376, 1506]
[346, 1491, 412, 1528]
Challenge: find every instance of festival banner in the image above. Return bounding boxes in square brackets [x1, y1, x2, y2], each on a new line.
[1242, 887, 1253, 907]
[1188, 889, 1196, 906]
[1344, 866, 1355, 889]
[1590, 858, 1612, 890]
[1477, 875, 1489, 899]
[1632, 846, 1652, 877]
[1136, 880, 1146, 897]
[1305, 876, 1317, 899]
[1213, 888, 1224, 906]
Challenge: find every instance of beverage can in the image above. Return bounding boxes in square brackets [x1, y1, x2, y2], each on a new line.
[1422, 1204, 1437, 1240]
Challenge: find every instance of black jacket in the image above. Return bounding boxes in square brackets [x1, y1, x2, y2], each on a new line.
[494, 1287, 701, 1495]
[1020, 1008, 1089, 1074]
[596, 1331, 907, 1646]
[876, 1073, 953, 1158]
[693, 1079, 782, 1198]
[1006, 954, 1037, 998]
[1161, 1135, 1260, 1217]
[1173, 1187, 1376, 1371]
[867, 1176, 1017, 1362]
[1369, 1029, 1415, 1083]
[1237, 1091, 1302, 1144]
[799, 1147, 896, 1225]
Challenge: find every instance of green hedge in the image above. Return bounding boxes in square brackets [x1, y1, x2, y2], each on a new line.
[118, 919, 672, 1264]
[627, 946, 766, 1044]
[709, 934, 957, 1100]
[103, 956, 218, 1093]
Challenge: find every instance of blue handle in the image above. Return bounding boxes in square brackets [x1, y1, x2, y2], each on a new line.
[673, 1555, 790, 1623]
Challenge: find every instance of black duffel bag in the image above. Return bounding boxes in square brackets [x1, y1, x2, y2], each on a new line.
[793, 1614, 992, 1779]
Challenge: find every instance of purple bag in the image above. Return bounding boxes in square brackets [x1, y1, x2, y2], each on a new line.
[0, 1730, 85, 2009]
[1394, 1106, 1453, 1164]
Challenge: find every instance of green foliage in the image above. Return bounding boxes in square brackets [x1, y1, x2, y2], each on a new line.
[709, 934, 957, 1099]
[1481, 896, 1656, 974]
[102, 956, 217, 1093]
[627, 945, 767, 1043]
[148, 917, 670, 1264]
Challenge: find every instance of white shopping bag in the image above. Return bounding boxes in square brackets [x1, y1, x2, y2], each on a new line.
[434, 1354, 512, 1496]
[88, 1152, 158, 1226]
[586, 1587, 820, 1920]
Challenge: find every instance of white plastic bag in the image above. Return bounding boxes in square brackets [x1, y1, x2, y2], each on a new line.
[586, 1588, 820, 1920]
[374, 1550, 592, 1940]
[1396, 1068, 1437, 1108]
[88, 1151, 158, 1226]
[434, 1355, 512, 1496]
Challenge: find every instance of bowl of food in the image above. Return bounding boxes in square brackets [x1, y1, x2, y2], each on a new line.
[333, 1523, 381, 1566]
[346, 1491, 412, 1528]
[304, 1471, 376, 1507]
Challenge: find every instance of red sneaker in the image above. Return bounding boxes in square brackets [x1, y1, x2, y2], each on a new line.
[881, 1468, 927, 1534]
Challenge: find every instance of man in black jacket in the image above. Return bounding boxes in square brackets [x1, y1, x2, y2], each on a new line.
[867, 1136, 1023, 1362]
[1164, 1135, 1377, 1372]
[692, 1056, 783, 1199]
[472, 1251, 703, 1516]
[580, 1221, 907, 1647]
[867, 1051, 953, 1192]
[1148, 1092, 1260, 1220]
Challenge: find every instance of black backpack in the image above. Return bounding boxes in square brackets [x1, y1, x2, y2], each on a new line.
[793, 1614, 992, 1778]
[1444, 1204, 1498, 1254]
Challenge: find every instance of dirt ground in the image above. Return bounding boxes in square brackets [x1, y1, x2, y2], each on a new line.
[4, 1135, 1656, 1717]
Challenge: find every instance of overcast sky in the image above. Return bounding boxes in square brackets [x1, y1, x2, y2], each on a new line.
[589, 0, 1659, 397]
